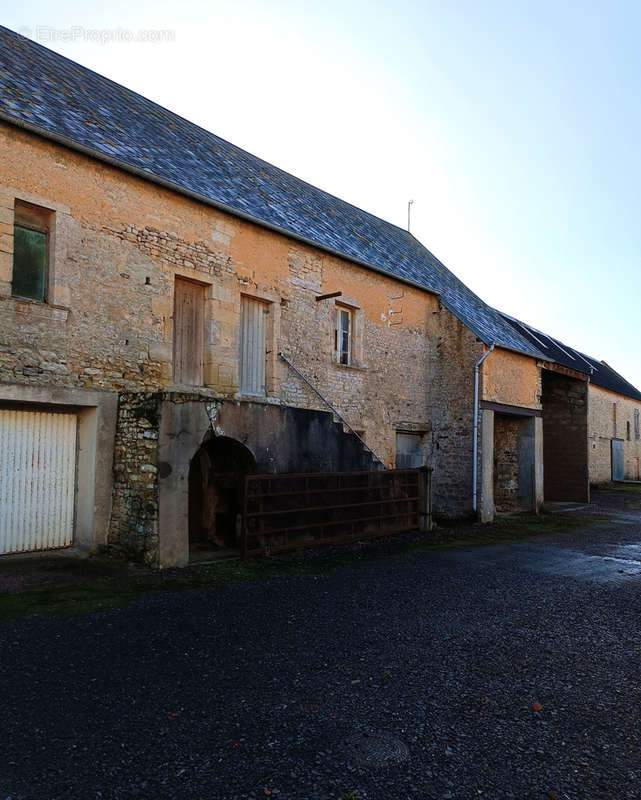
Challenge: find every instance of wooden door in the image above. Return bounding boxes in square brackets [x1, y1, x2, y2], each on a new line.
[173, 278, 205, 386]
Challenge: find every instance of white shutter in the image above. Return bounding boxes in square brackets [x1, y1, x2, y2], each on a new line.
[0, 410, 77, 554]
[240, 296, 267, 395]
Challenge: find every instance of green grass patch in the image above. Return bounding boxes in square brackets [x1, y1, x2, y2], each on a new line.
[406, 512, 599, 554]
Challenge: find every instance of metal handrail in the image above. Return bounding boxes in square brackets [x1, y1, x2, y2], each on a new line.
[278, 352, 386, 467]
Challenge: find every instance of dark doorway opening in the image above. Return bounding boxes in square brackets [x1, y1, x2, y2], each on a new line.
[189, 436, 256, 560]
[492, 413, 535, 513]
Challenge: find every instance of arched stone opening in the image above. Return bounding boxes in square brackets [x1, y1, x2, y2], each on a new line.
[188, 435, 256, 559]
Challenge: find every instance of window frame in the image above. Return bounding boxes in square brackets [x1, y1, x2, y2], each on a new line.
[11, 201, 53, 304]
[395, 430, 425, 469]
[333, 304, 353, 366]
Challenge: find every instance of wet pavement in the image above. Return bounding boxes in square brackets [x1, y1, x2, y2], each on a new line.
[1, 487, 641, 800]
[437, 486, 641, 586]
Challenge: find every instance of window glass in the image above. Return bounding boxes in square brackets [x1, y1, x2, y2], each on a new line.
[334, 307, 351, 365]
[395, 431, 424, 468]
[12, 225, 47, 301]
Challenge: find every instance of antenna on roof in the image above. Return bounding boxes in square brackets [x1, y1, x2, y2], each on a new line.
[407, 199, 414, 232]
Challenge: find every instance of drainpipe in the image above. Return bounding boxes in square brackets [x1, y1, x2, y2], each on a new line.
[472, 343, 495, 513]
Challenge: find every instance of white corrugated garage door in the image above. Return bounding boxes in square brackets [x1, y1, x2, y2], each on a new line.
[0, 409, 77, 554]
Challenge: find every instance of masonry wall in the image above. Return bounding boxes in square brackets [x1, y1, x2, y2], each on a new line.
[2, 121, 557, 562]
[493, 415, 521, 512]
[483, 348, 542, 411]
[427, 309, 484, 517]
[109, 393, 161, 564]
[0, 123, 439, 472]
[588, 385, 641, 483]
[108, 392, 381, 566]
[542, 371, 589, 502]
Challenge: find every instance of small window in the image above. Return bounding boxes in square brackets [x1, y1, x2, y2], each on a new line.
[334, 305, 352, 365]
[627, 421, 631, 441]
[395, 431, 424, 468]
[635, 409, 640, 440]
[11, 201, 52, 302]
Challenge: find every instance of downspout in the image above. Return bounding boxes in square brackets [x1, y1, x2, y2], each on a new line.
[472, 343, 495, 513]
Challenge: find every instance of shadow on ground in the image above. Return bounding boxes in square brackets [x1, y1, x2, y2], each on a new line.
[1, 486, 637, 620]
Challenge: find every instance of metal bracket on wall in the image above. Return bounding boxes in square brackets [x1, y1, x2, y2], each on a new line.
[315, 291, 343, 302]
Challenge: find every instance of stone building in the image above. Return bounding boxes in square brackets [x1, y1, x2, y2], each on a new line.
[500, 313, 641, 486]
[0, 28, 637, 566]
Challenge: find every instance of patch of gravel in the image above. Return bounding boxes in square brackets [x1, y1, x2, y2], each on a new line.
[0, 574, 26, 593]
[1, 507, 641, 799]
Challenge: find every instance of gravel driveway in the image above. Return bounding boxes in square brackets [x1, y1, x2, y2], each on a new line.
[1, 489, 641, 800]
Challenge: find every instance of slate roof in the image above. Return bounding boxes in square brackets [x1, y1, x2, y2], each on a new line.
[0, 26, 545, 359]
[499, 312, 641, 402]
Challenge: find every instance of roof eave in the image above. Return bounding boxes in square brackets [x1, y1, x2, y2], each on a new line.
[439, 301, 546, 360]
[0, 111, 442, 300]
[494, 342, 550, 362]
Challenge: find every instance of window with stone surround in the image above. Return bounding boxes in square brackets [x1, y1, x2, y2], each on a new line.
[395, 431, 425, 468]
[11, 200, 53, 302]
[334, 305, 352, 365]
[635, 409, 639, 440]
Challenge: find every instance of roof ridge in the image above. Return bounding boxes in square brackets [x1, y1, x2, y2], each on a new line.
[0, 25, 417, 240]
[0, 24, 543, 361]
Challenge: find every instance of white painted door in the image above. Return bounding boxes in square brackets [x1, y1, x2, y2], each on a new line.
[0, 409, 77, 554]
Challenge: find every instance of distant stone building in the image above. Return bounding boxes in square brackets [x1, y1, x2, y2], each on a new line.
[0, 27, 638, 565]
[588, 374, 641, 483]
[500, 314, 641, 486]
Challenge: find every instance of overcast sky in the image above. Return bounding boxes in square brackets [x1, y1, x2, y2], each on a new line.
[5, 1, 641, 386]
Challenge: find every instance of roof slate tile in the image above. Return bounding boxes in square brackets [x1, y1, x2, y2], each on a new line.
[0, 25, 543, 358]
[499, 312, 641, 402]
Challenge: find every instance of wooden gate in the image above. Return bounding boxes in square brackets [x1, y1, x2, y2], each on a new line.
[242, 468, 431, 558]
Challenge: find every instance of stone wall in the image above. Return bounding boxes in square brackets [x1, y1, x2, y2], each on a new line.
[108, 393, 161, 564]
[428, 308, 484, 517]
[493, 414, 521, 512]
[0, 120, 563, 554]
[588, 384, 641, 482]
[542, 371, 589, 502]
[111, 393, 379, 566]
[0, 123, 437, 473]
[483, 348, 542, 411]
[492, 413, 536, 512]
